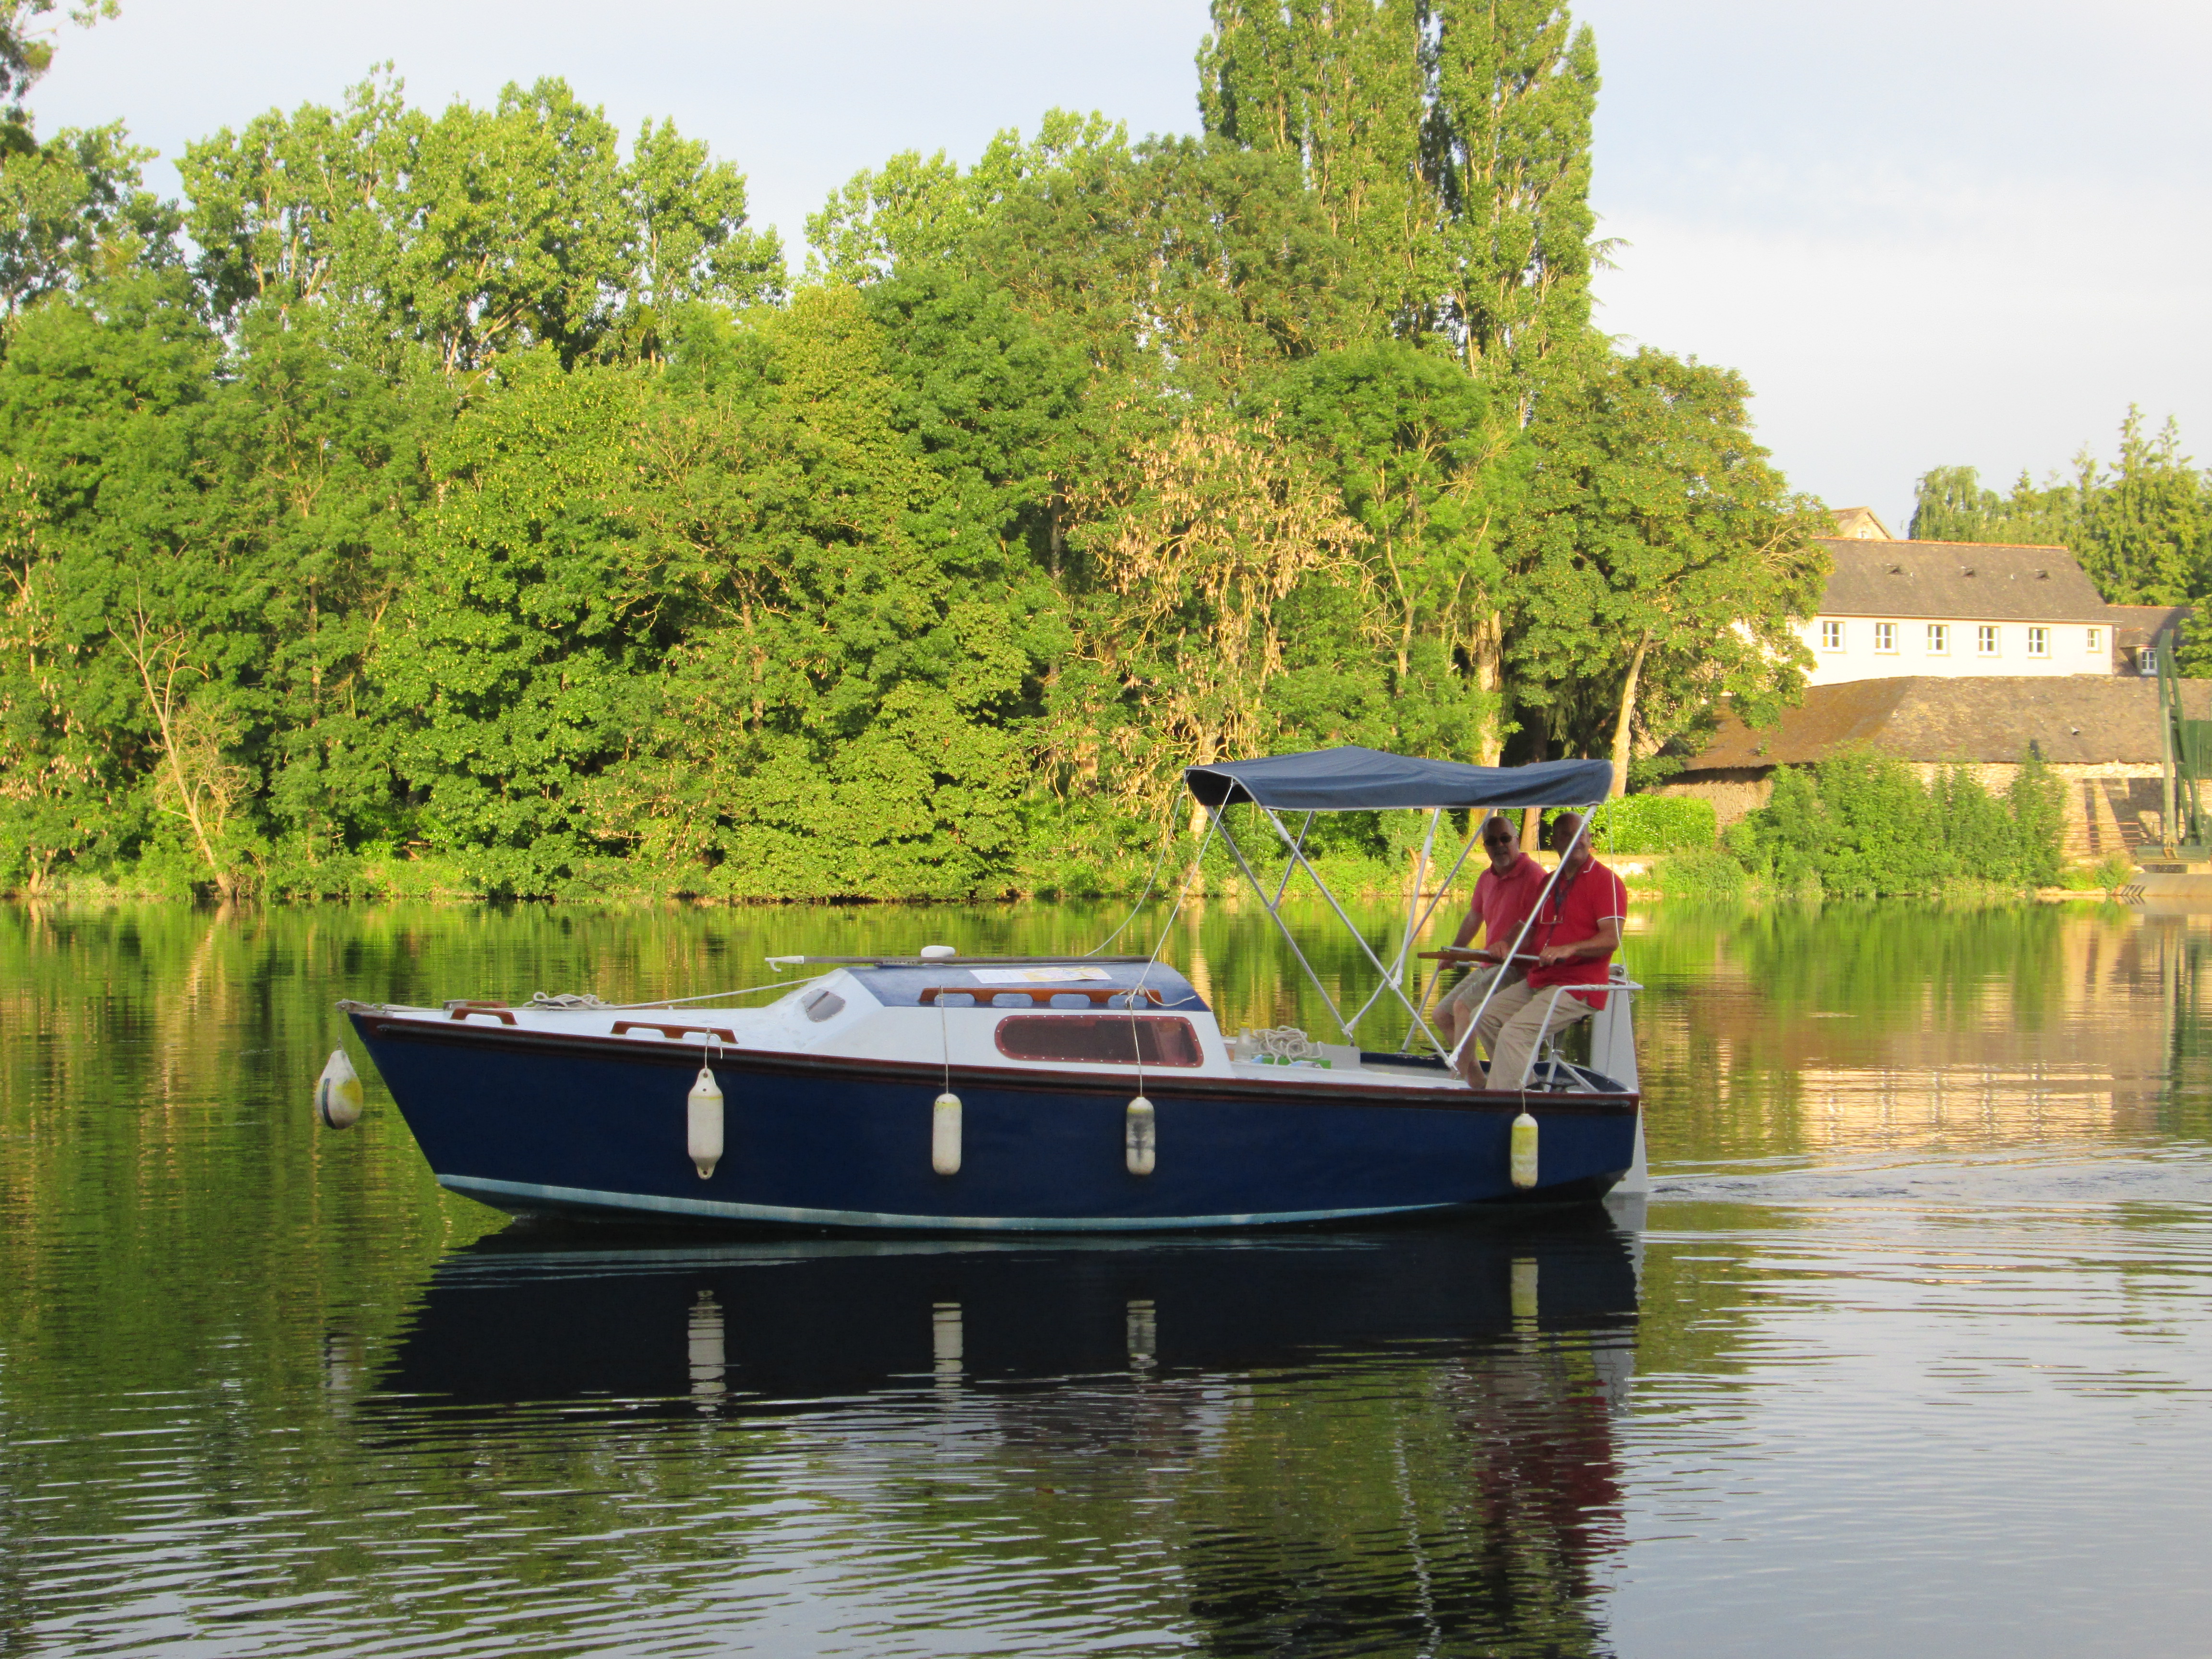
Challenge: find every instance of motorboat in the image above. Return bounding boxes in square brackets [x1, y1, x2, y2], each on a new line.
[340, 746, 1649, 1231]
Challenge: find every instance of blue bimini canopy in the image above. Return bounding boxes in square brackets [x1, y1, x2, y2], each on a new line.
[1184, 745, 1613, 812]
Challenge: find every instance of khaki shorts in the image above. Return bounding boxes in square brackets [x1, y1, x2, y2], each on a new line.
[1439, 961, 1524, 1026]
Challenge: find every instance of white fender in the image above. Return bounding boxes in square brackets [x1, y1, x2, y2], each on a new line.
[932, 1092, 962, 1175]
[315, 1048, 363, 1130]
[687, 1066, 724, 1180]
[1509, 1110, 1539, 1190]
[1125, 1096, 1156, 1176]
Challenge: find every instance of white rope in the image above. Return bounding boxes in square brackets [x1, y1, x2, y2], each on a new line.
[1252, 1026, 1320, 1060]
[1086, 806, 1179, 957]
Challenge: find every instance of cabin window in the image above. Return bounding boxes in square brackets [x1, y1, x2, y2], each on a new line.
[1874, 622, 1897, 653]
[2086, 626, 2102, 652]
[2027, 626, 2049, 658]
[994, 1015, 1203, 1068]
[1977, 625, 1999, 656]
[1926, 623, 1949, 655]
[1819, 620, 1843, 650]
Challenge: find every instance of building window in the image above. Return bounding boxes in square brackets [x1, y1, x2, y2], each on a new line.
[1874, 622, 1896, 652]
[2141, 645, 2159, 674]
[2027, 626, 2049, 657]
[1977, 625, 1999, 656]
[1926, 623, 1948, 655]
[2087, 626, 2101, 652]
[1819, 620, 1843, 650]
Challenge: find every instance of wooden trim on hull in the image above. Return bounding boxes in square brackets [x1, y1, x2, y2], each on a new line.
[438, 1172, 1630, 1233]
[346, 1008, 1640, 1120]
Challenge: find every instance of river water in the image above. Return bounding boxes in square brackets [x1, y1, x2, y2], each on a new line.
[2, 898, 2209, 1657]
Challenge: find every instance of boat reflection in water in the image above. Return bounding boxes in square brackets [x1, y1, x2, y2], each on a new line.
[375, 1216, 1641, 1655]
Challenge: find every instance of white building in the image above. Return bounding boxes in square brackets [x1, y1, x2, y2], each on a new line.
[1796, 532, 2115, 687]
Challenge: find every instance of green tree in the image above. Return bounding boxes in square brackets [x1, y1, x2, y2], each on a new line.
[0, 267, 257, 896]
[805, 109, 1125, 286]
[1910, 409, 2206, 603]
[2072, 409, 2205, 607]
[0, 121, 176, 329]
[0, 0, 113, 147]
[1198, 0, 1601, 399]
[588, 288, 1051, 898]
[183, 72, 780, 374]
[1266, 337, 1517, 759]
[1506, 346, 1827, 790]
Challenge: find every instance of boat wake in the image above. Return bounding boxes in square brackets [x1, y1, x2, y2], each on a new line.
[1651, 1143, 2212, 1211]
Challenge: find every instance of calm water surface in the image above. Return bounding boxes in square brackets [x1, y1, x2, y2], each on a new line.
[3, 898, 2209, 1657]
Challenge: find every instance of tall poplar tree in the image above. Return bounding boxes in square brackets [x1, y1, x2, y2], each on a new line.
[1424, 0, 1600, 396]
[1196, 0, 1600, 397]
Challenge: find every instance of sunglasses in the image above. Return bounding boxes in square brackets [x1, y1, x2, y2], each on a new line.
[1480, 833, 1514, 846]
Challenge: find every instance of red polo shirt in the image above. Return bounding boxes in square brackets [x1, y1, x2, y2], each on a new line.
[1470, 851, 1548, 959]
[1525, 859, 1628, 1008]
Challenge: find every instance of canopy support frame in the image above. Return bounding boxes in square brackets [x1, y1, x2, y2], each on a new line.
[1207, 806, 1358, 1043]
[1255, 804, 1451, 1059]
[1348, 807, 1443, 1033]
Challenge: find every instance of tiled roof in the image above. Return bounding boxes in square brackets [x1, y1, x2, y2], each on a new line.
[2108, 603, 2191, 650]
[1682, 675, 2211, 770]
[1815, 538, 2112, 624]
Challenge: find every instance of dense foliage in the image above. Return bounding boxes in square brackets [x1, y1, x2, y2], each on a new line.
[1724, 749, 2064, 897]
[0, 4, 1827, 900]
[1550, 793, 1717, 855]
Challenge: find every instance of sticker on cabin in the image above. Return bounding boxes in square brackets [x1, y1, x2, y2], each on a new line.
[969, 967, 1113, 985]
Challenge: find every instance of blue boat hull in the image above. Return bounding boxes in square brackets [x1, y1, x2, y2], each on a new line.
[350, 1013, 1638, 1232]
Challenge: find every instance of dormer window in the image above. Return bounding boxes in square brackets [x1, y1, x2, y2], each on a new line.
[2140, 645, 2159, 674]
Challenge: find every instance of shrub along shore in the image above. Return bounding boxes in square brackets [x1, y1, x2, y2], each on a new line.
[15, 747, 2074, 906]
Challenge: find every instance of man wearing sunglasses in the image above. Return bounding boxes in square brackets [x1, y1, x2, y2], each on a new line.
[1433, 813, 1549, 1055]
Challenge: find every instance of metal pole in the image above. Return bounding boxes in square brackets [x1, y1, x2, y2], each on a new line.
[1393, 826, 1488, 1050]
[1349, 808, 1442, 1030]
[2160, 626, 2179, 857]
[1211, 806, 1357, 1042]
[1258, 805, 1451, 1058]
[1270, 812, 1315, 907]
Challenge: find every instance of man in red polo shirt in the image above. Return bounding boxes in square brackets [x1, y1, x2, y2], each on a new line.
[1435, 813, 1549, 1055]
[1468, 811, 1626, 1090]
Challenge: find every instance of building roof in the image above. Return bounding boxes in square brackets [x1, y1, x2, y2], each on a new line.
[1815, 537, 2112, 624]
[2109, 603, 2191, 650]
[1682, 675, 2212, 770]
[1828, 506, 1895, 540]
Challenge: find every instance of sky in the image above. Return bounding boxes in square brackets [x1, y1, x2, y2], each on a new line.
[26, 0, 2212, 532]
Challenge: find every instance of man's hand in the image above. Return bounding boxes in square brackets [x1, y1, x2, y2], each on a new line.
[1537, 918, 1622, 968]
